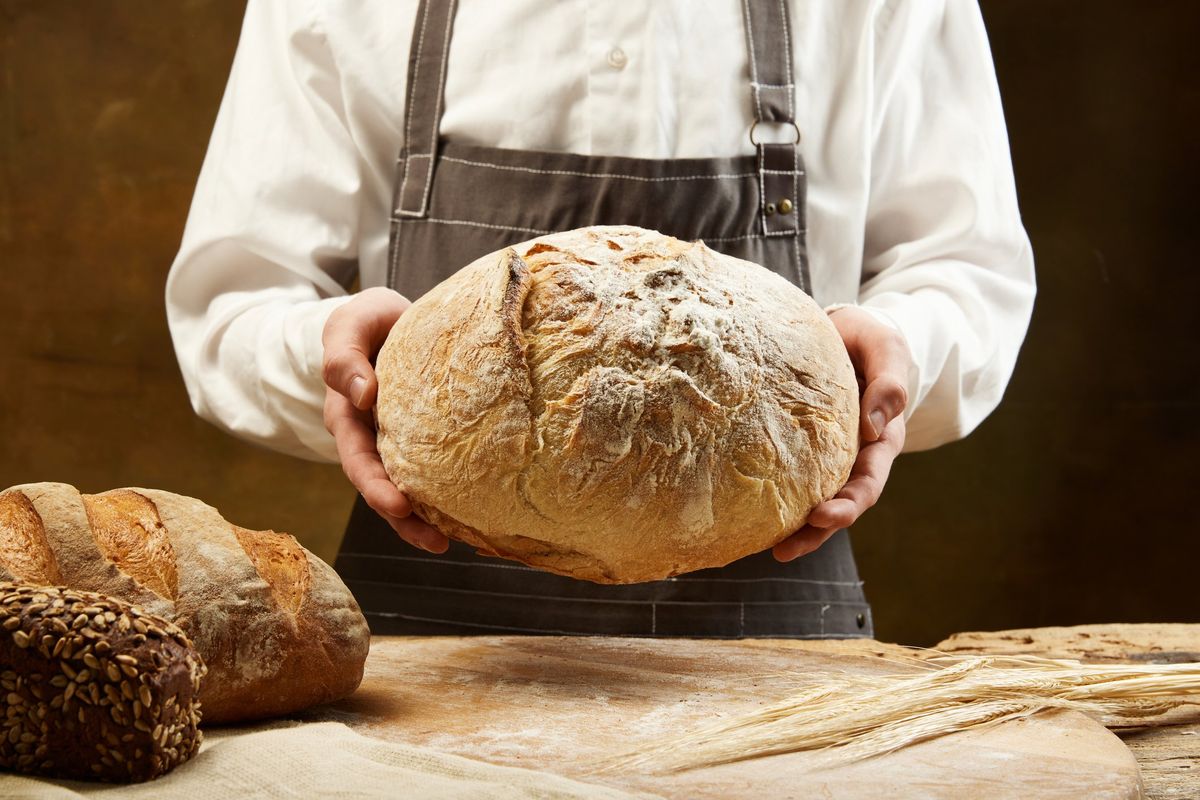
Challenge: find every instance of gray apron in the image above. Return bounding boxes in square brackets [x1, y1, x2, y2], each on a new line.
[334, 0, 873, 639]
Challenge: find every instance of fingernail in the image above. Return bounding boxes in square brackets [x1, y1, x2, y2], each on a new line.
[869, 410, 886, 438]
[349, 376, 367, 407]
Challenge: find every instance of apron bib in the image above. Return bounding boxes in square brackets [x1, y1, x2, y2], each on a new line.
[335, 0, 873, 639]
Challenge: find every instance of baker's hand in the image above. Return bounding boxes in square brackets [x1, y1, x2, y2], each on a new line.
[322, 287, 450, 554]
[773, 307, 910, 562]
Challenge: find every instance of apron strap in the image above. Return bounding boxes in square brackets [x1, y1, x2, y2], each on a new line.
[741, 0, 796, 125]
[742, 0, 805, 284]
[394, 0, 459, 218]
[392, 0, 804, 258]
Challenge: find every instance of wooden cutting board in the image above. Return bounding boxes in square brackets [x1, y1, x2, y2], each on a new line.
[300, 636, 1144, 799]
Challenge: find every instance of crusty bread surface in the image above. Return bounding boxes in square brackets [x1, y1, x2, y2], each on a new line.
[0, 483, 370, 723]
[0, 582, 205, 782]
[375, 226, 859, 583]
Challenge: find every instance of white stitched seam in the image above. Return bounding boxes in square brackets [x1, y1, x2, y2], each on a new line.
[396, 0, 433, 214]
[339, 553, 862, 585]
[395, 217, 554, 235]
[741, 0, 763, 121]
[397, 153, 432, 163]
[738, 603, 745, 636]
[440, 155, 756, 181]
[779, 0, 795, 121]
[389, 217, 796, 242]
[793, 144, 804, 289]
[418, 0, 455, 215]
[351, 579, 867, 607]
[702, 230, 795, 243]
[751, 82, 795, 89]
[364, 611, 871, 638]
[762, 168, 804, 175]
[651, 604, 657, 635]
[756, 145, 767, 235]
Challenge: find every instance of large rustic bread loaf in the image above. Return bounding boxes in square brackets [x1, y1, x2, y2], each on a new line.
[375, 226, 859, 583]
[0, 483, 370, 723]
[0, 583, 205, 782]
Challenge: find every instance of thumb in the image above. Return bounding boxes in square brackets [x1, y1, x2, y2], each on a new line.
[321, 290, 409, 410]
[833, 309, 911, 442]
[322, 343, 376, 411]
[862, 373, 907, 442]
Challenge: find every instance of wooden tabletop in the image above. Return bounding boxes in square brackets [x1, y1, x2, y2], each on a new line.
[934, 623, 1200, 800]
[302, 633, 1169, 799]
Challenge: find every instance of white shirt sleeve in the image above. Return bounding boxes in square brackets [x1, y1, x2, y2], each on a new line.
[165, 0, 358, 462]
[857, 0, 1036, 452]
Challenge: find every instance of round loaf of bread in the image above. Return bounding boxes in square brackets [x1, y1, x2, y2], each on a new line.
[376, 226, 859, 583]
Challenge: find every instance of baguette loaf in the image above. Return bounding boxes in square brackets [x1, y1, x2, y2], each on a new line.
[375, 226, 860, 583]
[0, 583, 205, 782]
[0, 483, 370, 723]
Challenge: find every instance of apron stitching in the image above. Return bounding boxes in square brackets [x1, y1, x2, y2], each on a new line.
[340, 553, 863, 586]
[751, 82, 795, 89]
[348, 577, 868, 606]
[756, 145, 767, 234]
[738, 603, 745, 636]
[763, 168, 805, 175]
[793, 146, 803, 289]
[651, 603, 657, 635]
[440, 155, 758, 181]
[391, 217, 798, 242]
[396, 0, 435, 213]
[418, 0, 456, 212]
[366, 611, 618, 636]
[365, 610, 868, 639]
[702, 230, 797, 241]
[394, 217, 553, 235]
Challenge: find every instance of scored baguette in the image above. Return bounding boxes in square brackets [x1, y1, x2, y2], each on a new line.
[0, 482, 370, 723]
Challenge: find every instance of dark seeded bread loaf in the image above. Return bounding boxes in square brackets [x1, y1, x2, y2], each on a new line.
[0, 583, 205, 782]
[0, 483, 370, 723]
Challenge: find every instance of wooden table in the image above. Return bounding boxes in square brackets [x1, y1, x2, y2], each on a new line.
[935, 623, 1200, 800]
[297, 629, 1200, 799]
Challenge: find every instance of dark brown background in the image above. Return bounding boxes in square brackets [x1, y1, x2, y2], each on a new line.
[1, 2, 1196, 645]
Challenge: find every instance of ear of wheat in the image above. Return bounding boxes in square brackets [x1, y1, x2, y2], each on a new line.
[600, 655, 1200, 774]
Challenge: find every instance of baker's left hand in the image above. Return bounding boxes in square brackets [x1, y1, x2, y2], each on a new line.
[773, 307, 910, 562]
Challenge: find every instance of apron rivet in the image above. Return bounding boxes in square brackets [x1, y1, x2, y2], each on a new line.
[778, 198, 794, 214]
[856, 613, 866, 629]
[764, 202, 777, 216]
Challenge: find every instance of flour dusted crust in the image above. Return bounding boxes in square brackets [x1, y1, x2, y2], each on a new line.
[375, 226, 859, 583]
[0, 482, 370, 723]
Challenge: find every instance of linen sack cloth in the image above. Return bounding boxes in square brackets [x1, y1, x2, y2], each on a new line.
[0, 720, 655, 799]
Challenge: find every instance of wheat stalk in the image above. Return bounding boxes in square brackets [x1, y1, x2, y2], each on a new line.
[599, 655, 1200, 774]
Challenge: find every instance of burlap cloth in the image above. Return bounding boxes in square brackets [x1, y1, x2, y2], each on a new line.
[0, 721, 656, 799]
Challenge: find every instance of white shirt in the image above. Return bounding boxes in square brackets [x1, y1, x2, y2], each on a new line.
[166, 0, 1035, 462]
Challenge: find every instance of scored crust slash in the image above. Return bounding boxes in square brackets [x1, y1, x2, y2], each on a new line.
[375, 225, 860, 584]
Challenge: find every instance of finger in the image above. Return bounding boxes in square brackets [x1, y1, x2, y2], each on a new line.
[808, 416, 905, 529]
[321, 290, 409, 410]
[773, 525, 839, 562]
[382, 510, 450, 554]
[326, 392, 412, 519]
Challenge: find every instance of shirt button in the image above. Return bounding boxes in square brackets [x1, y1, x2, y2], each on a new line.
[606, 47, 628, 70]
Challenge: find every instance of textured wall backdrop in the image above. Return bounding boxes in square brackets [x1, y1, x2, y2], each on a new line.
[1, 1, 1196, 645]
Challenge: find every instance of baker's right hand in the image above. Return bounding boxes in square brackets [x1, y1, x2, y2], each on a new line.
[322, 287, 450, 554]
